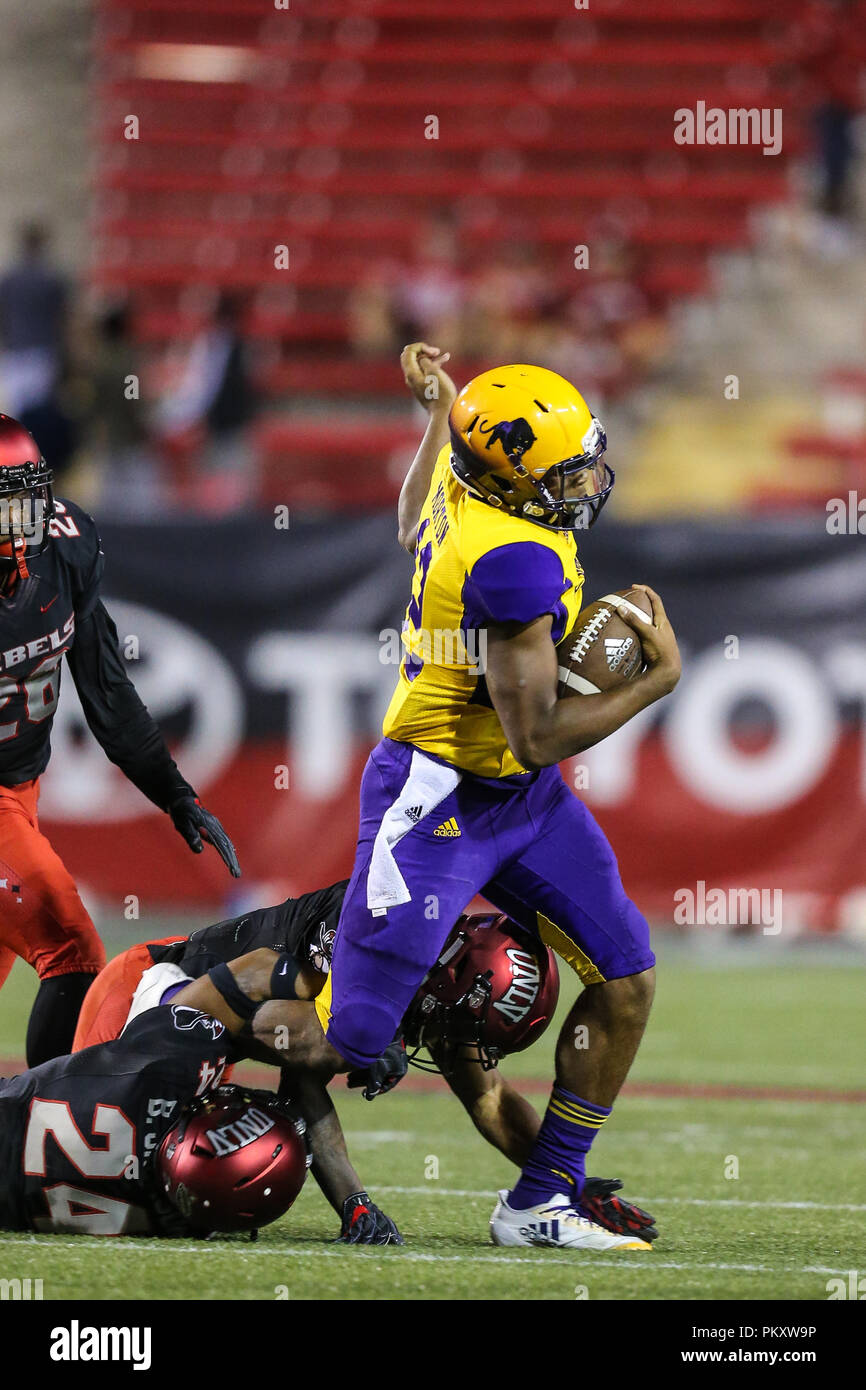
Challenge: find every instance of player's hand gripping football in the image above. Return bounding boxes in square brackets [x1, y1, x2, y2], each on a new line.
[169, 794, 241, 877]
[615, 583, 682, 697]
[337, 1192, 405, 1246]
[400, 341, 457, 416]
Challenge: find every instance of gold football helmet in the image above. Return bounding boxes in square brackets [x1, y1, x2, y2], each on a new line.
[449, 364, 613, 530]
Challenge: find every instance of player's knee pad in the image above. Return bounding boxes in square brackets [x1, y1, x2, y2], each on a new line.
[327, 992, 401, 1070]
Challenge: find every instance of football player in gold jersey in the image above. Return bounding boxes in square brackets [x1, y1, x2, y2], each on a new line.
[256, 343, 681, 1250]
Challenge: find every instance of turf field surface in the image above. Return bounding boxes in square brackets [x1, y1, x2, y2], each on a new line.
[1, 931, 864, 1302]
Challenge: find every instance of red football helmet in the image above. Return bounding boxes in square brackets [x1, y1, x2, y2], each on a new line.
[403, 913, 560, 1072]
[0, 414, 55, 575]
[155, 1085, 310, 1235]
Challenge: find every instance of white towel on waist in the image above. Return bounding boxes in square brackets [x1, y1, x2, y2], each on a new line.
[367, 750, 461, 914]
[122, 962, 194, 1034]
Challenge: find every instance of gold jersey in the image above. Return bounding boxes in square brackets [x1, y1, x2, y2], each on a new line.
[382, 446, 584, 777]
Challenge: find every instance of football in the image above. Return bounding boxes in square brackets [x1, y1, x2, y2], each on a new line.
[556, 588, 653, 697]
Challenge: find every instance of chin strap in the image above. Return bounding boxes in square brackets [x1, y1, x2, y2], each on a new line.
[14, 538, 29, 580]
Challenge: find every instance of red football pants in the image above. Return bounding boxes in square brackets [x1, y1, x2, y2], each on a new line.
[72, 935, 187, 1051]
[0, 778, 105, 990]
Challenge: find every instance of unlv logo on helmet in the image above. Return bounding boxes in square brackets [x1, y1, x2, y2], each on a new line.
[403, 913, 559, 1073]
[492, 947, 542, 1025]
[205, 1105, 275, 1157]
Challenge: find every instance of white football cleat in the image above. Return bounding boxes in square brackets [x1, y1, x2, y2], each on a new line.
[490, 1190, 652, 1251]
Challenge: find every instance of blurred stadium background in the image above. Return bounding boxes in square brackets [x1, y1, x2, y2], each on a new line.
[0, 0, 864, 941]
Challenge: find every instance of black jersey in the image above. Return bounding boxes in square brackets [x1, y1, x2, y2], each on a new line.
[148, 880, 349, 978]
[0, 496, 191, 808]
[0, 1006, 237, 1235]
[0, 499, 98, 782]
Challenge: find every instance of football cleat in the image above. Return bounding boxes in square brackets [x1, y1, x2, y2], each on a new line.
[489, 1189, 653, 1251]
[579, 1177, 659, 1243]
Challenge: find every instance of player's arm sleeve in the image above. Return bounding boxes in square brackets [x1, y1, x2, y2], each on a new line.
[66, 599, 195, 812]
[461, 542, 573, 640]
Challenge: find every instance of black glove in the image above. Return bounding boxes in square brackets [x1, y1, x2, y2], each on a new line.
[580, 1177, 659, 1242]
[337, 1192, 404, 1246]
[169, 794, 241, 878]
[346, 1036, 407, 1100]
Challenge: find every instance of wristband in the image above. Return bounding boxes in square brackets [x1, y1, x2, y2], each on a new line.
[270, 953, 300, 1000]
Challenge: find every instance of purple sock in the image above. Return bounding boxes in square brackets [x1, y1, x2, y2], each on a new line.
[508, 1085, 611, 1210]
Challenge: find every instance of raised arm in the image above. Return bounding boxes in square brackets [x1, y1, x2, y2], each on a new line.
[397, 341, 457, 553]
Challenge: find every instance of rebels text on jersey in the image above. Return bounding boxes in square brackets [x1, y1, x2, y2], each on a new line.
[0, 497, 192, 809]
[0, 499, 100, 783]
[148, 880, 349, 979]
[0, 1006, 237, 1236]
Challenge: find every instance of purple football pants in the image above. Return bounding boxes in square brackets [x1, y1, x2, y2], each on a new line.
[320, 737, 654, 1068]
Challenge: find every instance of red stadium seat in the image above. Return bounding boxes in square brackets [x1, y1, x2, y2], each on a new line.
[91, 0, 806, 503]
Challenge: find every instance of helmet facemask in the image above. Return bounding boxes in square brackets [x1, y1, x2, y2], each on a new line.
[0, 463, 55, 575]
[522, 417, 614, 532]
[403, 962, 504, 1076]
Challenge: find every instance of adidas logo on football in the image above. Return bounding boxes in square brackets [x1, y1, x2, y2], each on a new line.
[405, 805, 423, 824]
[604, 636, 634, 671]
[433, 817, 461, 838]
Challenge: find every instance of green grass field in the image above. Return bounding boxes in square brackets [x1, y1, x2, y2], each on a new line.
[1, 928, 865, 1302]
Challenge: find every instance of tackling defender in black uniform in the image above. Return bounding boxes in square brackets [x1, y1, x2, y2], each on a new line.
[72, 880, 658, 1246]
[0, 945, 402, 1242]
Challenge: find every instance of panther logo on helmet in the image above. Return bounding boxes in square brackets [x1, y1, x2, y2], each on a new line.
[480, 417, 537, 460]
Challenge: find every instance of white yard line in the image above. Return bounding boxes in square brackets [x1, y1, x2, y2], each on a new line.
[0, 1236, 818, 1274]
[373, 1186, 866, 1212]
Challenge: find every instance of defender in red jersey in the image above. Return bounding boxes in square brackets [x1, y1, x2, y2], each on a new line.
[0, 414, 240, 1066]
